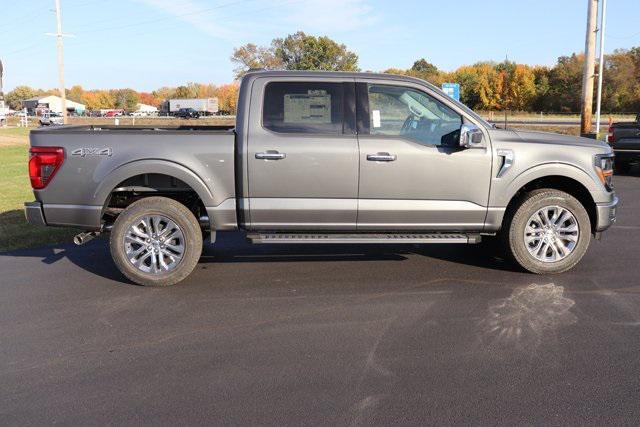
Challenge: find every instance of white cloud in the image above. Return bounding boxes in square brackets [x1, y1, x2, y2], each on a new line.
[134, 0, 239, 40]
[282, 0, 379, 33]
[135, 0, 378, 42]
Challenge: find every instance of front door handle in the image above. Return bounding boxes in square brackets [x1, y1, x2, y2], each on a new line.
[255, 150, 286, 160]
[367, 152, 397, 162]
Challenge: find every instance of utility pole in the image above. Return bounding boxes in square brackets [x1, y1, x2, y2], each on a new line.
[53, 0, 68, 124]
[595, 0, 607, 138]
[0, 59, 5, 110]
[580, 0, 598, 136]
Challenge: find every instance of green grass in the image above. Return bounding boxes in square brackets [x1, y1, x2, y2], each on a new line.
[0, 140, 77, 252]
[0, 127, 32, 138]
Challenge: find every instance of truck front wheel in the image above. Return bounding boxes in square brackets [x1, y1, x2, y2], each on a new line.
[503, 189, 591, 274]
[110, 196, 203, 286]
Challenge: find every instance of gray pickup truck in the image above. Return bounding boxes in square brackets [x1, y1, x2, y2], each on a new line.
[608, 113, 640, 173]
[25, 70, 618, 286]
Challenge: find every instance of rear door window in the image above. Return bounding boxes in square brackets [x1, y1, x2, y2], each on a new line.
[263, 82, 345, 134]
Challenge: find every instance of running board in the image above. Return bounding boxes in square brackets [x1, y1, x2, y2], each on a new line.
[246, 232, 481, 244]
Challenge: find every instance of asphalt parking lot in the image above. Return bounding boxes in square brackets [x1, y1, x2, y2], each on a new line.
[1, 171, 639, 425]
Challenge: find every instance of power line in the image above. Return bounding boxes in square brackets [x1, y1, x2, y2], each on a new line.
[0, 1, 50, 36]
[75, 0, 256, 34]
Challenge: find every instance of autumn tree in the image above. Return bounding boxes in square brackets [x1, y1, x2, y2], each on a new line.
[111, 88, 139, 111]
[174, 85, 195, 99]
[231, 32, 358, 78]
[507, 64, 536, 110]
[407, 58, 443, 85]
[152, 87, 177, 102]
[273, 31, 359, 72]
[602, 49, 639, 112]
[231, 43, 282, 79]
[214, 83, 240, 114]
[66, 85, 84, 103]
[138, 92, 161, 107]
[546, 54, 584, 112]
[5, 85, 41, 110]
[81, 90, 115, 110]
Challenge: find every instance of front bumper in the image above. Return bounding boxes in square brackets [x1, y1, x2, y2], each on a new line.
[24, 201, 47, 226]
[595, 195, 618, 232]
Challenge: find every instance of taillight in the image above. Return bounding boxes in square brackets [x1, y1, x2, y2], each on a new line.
[29, 147, 64, 189]
[607, 125, 614, 143]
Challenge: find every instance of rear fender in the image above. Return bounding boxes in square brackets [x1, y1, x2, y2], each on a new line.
[94, 159, 217, 208]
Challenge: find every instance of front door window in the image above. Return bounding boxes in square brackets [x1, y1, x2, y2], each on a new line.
[366, 84, 462, 146]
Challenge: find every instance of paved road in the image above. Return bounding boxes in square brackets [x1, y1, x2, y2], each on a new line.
[2, 171, 640, 425]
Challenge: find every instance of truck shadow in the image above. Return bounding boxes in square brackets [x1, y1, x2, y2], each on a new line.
[201, 232, 517, 271]
[0, 231, 520, 285]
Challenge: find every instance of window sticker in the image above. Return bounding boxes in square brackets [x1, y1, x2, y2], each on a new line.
[284, 90, 331, 124]
[372, 109, 381, 128]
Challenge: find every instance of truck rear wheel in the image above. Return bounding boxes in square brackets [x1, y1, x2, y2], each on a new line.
[503, 189, 591, 274]
[109, 196, 203, 286]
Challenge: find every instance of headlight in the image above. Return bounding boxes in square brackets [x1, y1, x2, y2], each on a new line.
[594, 154, 614, 191]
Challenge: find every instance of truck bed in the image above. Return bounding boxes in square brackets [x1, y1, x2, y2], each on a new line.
[31, 124, 235, 134]
[29, 124, 237, 230]
[611, 121, 640, 151]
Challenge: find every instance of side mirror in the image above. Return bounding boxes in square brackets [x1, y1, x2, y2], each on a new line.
[459, 124, 484, 148]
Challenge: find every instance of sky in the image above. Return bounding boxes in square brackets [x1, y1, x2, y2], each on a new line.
[1, 0, 639, 92]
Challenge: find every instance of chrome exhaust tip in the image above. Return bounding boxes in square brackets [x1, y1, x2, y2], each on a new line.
[73, 231, 99, 245]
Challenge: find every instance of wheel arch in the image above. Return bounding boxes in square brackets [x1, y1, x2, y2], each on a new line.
[502, 174, 598, 234]
[94, 159, 216, 208]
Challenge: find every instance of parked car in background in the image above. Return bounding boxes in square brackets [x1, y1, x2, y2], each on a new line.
[174, 108, 200, 119]
[25, 70, 617, 286]
[104, 110, 124, 118]
[39, 111, 64, 126]
[608, 114, 640, 173]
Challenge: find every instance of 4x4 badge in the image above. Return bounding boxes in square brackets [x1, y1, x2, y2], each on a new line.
[71, 147, 113, 157]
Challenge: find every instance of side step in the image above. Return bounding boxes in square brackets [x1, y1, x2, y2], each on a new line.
[246, 232, 481, 244]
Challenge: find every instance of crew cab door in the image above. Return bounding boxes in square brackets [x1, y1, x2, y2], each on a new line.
[355, 80, 492, 230]
[246, 78, 358, 230]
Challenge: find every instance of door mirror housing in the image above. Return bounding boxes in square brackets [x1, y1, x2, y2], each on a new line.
[459, 124, 484, 148]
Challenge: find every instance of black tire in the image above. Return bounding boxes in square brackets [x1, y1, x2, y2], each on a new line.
[614, 160, 632, 174]
[502, 189, 591, 274]
[110, 197, 203, 286]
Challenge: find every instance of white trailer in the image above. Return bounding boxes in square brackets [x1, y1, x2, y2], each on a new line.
[168, 98, 218, 114]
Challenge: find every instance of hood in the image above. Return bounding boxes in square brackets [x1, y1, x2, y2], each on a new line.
[512, 129, 609, 149]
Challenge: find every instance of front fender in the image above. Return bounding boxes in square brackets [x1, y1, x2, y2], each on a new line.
[490, 162, 603, 207]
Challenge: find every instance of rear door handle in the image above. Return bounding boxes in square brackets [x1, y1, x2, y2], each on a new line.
[367, 152, 397, 162]
[255, 150, 286, 160]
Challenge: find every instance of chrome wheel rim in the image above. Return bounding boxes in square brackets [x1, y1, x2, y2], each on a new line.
[524, 206, 579, 263]
[124, 215, 185, 274]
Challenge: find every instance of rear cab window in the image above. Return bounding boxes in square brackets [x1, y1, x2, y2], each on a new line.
[262, 81, 350, 134]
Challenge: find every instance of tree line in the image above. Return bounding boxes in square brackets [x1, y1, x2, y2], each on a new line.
[4, 83, 239, 114]
[231, 32, 640, 113]
[5, 32, 640, 114]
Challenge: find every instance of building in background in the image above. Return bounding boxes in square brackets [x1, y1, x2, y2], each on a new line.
[23, 95, 85, 115]
[161, 98, 219, 115]
[135, 103, 158, 114]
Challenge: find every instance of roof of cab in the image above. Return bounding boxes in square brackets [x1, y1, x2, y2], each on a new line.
[241, 69, 441, 92]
